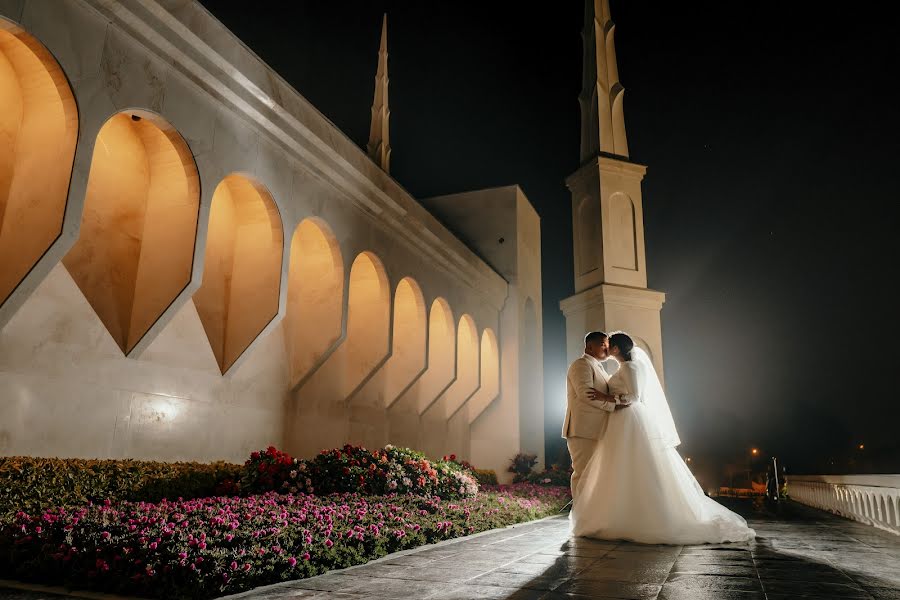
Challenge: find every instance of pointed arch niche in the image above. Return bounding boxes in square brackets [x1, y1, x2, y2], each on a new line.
[285, 217, 343, 384]
[1, 19, 78, 306]
[339, 252, 391, 396]
[63, 111, 199, 354]
[382, 277, 426, 405]
[436, 314, 480, 418]
[468, 328, 500, 423]
[193, 174, 282, 374]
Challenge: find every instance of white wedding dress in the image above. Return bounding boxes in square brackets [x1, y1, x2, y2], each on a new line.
[570, 348, 755, 544]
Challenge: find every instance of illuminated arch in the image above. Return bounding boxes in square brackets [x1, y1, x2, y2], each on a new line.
[285, 217, 343, 384]
[193, 174, 283, 374]
[63, 110, 199, 353]
[383, 277, 427, 405]
[468, 328, 500, 423]
[436, 313, 479, 418]
[1, 19, 78, 306]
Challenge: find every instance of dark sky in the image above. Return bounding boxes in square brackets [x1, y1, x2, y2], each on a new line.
[200, 1, 900, 479]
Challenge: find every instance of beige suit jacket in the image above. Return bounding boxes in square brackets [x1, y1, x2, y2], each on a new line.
[562, 354, 616, 440]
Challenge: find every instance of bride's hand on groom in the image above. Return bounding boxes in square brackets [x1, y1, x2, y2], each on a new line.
[587, 388, 621, 405]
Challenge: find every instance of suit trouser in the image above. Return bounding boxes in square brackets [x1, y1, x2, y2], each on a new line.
[567, 436, 597, 500]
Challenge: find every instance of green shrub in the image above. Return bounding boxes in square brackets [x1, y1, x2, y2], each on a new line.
[508, 452, 538, 483]
[472, 469, 498, 485]
[0, 457, 242, 521]
[525, 463, 573, 486]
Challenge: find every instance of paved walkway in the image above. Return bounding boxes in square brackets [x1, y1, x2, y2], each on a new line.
[3, 500, 900, 599]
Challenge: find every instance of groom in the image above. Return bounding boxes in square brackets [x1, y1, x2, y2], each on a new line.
[563, 331, 630, 500]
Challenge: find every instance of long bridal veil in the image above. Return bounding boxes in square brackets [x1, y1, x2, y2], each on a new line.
[631, 347, 681, 449]
[571, 346, 756, 544]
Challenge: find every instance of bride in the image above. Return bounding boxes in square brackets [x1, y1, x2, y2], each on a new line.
[570, 332, 755, 544]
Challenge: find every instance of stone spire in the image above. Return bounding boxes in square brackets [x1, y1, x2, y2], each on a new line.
[367, 14, 391, 173]
[579, 0, 628, 161]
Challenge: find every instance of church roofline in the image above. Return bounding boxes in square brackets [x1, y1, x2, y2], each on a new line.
[85, 0, 508, 311]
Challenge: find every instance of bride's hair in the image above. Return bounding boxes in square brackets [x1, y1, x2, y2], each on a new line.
[609, 332, 635, 361]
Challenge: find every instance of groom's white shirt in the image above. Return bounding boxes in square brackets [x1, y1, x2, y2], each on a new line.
[562, 354, 617, 440]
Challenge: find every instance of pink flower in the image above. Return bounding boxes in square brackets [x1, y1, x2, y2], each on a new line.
[100, 531, 110, 540]
[230, 561, 238, 570]
[287, 557, 297, 567]
[324, 538, 333, 548]
[148, 542, 157, 550]
[302, 552, 311, 561]
[243, 563, 252, 572]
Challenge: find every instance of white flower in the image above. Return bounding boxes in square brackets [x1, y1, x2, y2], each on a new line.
[290, 470, 298, 479]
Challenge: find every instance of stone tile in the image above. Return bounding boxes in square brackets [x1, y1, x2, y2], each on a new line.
[657, 587, 765, 600]
[553, 580, 662, 599]
[577, 564, 672, 584]
[669, 564, 757, 578]
[664, 574, 762, 592]
[757, 565, 855, 583]
[429, 584, 545, 599]
[762, 580, 874, 598]
[496, 560, 583, 579]
[387, 565, 496, 583]
[468, 571, 564, 592]
[868, 588, 900, 600]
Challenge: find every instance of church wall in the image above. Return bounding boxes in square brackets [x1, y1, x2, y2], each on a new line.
[421, 186, 545, 477]
[0, 1, 517, 466]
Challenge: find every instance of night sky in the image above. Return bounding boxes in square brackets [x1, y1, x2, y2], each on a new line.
[200, 1, 900, 482]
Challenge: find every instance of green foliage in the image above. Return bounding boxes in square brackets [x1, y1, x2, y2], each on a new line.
[525, 463, 573, 486]
[0, 456, 242, 521]
[472, 469, 499, 486]
[508, 452, 538, 483]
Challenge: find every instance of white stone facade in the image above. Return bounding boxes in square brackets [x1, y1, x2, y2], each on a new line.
[0, 0, 543, 480]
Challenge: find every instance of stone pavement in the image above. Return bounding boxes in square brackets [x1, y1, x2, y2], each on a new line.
[3, 499, 900, 599]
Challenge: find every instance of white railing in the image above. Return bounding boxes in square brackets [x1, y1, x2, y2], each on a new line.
[788, 474, 900, 536]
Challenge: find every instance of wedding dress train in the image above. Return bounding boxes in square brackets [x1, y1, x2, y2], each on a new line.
[570, 349, 755, 544]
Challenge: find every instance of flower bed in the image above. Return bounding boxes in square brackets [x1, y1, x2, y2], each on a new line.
[0, 485, 570, 599]
[242, 445, 478, 500]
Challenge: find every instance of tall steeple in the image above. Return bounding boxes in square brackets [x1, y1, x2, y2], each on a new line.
[562, 0, 666, 383]
[367, 14, 391, 173]
[579, 0, 628, 162]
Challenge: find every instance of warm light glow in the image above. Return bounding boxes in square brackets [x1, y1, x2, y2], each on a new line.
[392, 297, 455, 414]
[686, 457, 692, 463]
[341, 252, 391, 392]
[63, 111, 200, 354]
[382, 278, 426, 405]
[439, 314, 479, 418]
[1, 22, 78, 306]
[859, 444, 865, 450]
[466, 328, 500, 425]
[193, 174, 283, 373]
[286, 218, 343, 384]
[751, 448, 759, 456]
